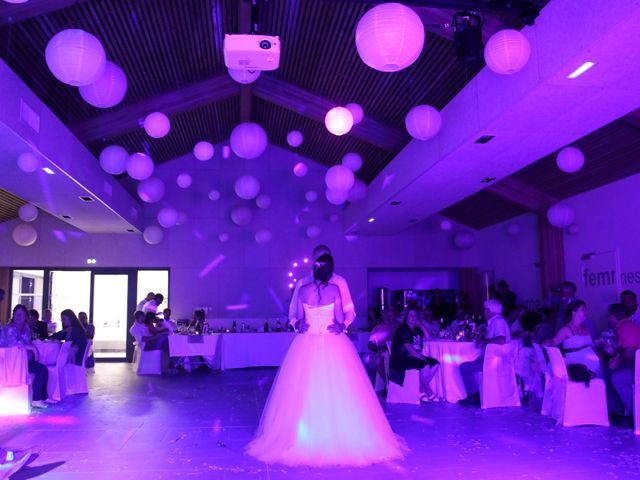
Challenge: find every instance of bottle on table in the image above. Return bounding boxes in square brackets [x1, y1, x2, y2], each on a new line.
[232, 320, 237, 333]
[276, 320, 281, 332]
[241, 321, 246, 332]
[264, 320, 270, 333]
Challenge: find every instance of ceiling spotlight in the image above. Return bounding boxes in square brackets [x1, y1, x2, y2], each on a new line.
[42, 167, 55, 175]
[368, 217, 376, 223]
[481, 176, 496, 183]
[452, 12, 483, 68]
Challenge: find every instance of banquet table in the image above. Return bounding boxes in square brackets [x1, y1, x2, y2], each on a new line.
[168, 334, 222, 369]
[423, 340, 481, 403]
[220, 332, 296, 370]
[33, 340, 62, 366]
[0, 347, 28, 387]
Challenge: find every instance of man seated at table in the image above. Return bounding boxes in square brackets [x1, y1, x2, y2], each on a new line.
[28, 309, 49, 341]
[458, 299, 511, 406]
[158, 308, 177, 333]
[129, 311, 170, 355]
[367, 307, 400, 389]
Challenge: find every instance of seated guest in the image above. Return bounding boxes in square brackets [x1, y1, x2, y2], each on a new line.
[0, 305, 51, 408]
[367, 307, 400, 386]
[190, 309, 206, 333]
[42, 308, 57, 335]
[136, 292, 155, 311]
[458, 299, 511, 406]
[367, 307, 381, 331]
[143, 293, 164, 313]
[608, 303, 640, 418]
[621, 290, 640, 325]
[28, 309, 48, 341]
[129, 311, 169, 355]
[158, 308, 176, 333]
[389, 308, 440, 402]
[78, 311, 95, 369]
[50, 309, 88, 366]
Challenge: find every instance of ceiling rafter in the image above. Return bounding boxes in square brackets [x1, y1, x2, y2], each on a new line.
[485, 177, 557, 212]
[0, 0, 89, 26]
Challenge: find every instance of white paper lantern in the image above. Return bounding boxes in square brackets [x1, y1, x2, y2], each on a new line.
[325, 188, 349, 205]
[547, 203, 575, 228]
[556, 147, 585, 173]
[17, 152, 39, 173]
[293, 162, 308, 177]
[484, 29, 531, 75]
[325, 165, 355, 191]
[234, 175, 261, 200]
[325, 107, 353, 136]
[255, 229, 272, 244]
[3, 0, 30, 4]
[305, 190, 318, 203]
[99, 145, 128, 175]
[193, 141, 214, 161]
[355, 3, 425, 72]
[45, 29, 106, 86]
[346, 103, 364, 124]
[143, 226, 163, 245]
[18, 204, 38, 222]
[230, 123, 268, 159]
[439, 219, 453, 231]
[256, 194, 271, 209]
[12, 223, 37, 247]
[453, 230, 475, 250]
[137, 177, 165, 203]
[228, 68, 261, 84]
[406, 105, 442, 141]
[329, 213, 340, 223]
[567, 224, 580, 235]
[143, 112, 170, 138]
[79, 61, 127, 108]
[506, 222, 521, 236]
[231, 205, 253, 226]
[287, 130, 304, 148]
[219, 232, 230, 243]
[126, 152, 154, 180]
[177, 173, 192, 189]
[348, 179, 367, 203]
[157, 207, 178, 228]
[306, 225, 321, 239]
[208, 189, 221, 201]
[342, 152, 362, 172]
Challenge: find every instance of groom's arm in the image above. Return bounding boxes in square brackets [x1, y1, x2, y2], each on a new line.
[335, 275, 356, 327]
[288, 281, 303, 329]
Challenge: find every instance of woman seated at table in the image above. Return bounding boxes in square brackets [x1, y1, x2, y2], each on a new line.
[0, 305, 51, 408]
[50, 309, 88, 366]
[389, 308, 440, 402]
[78, 311, 95, 369]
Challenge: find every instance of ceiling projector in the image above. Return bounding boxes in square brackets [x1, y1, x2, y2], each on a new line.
[224, 34, 280, 71]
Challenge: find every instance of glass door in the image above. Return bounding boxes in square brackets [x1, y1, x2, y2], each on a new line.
[92, 273, 129, 359]
[49, 270, 91, 332]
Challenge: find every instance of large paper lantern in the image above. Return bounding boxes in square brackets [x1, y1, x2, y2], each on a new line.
[99, 145, 128, 175]
[355, 3, 424, 72]
[137, 177, 165, 203]
[484, 29, 531, 75]
[234, 175, 261, 200]
[143, 226, 163, 245]
[256, 194, 271, 209]
[287, 130, 303, 148]
[230, 123, 268, 159]
[342, 152, 362, 172]
[325, 107, 353, 136]
[219, 232, 230, 243]
[12, 224, 37, 247]
[325, 165, 355, 191]
[177, 173, 192, 189]
[194, 141, 214, 161]
[17, 152, 39, 173]
[453, 230, 475, 250]
[346, 103, 364, 124]
[439, 219, 453, 231]
[547, 203, 574, 228]
[208, 189, 221, 201]
[255, 229, 272, 244]
[79, 61, 127, 108]
[348, 179, 367, 203]
[326, 188, 349, 205]
[143, 112, 170, 138]
[228, 68, 261, 84]
[157, 207, 178, 228]
[306, 225, 321, 239]
[305, 190, 318, 203]
[3, 0, 30, 3]
[405, 105, 442, 141]
[231, 205, 253, 226]
[126, 153, 154, 180]
[18, 204, 38, 222]
[556, 147, 585, 173]
[293, 162, 308, 177]
[45, 29, 106, 86]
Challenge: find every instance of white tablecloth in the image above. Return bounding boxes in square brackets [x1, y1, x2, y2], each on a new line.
[423, 341, 481, 403]
[220, 332, 296, 370]
[33, 341, 62, 366]
[168, 334, 222, 369]
[0, 347, 28, 387]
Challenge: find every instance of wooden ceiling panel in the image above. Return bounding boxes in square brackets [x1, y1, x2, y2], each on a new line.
[440, 189, 529, 230]
[0, 188, 26, 224]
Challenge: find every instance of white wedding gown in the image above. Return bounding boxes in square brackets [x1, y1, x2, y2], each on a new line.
[246, 303, 406, 467]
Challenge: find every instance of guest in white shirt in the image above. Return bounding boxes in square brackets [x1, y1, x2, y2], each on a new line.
[137, 292, 155, 311]
[159, 308, 176, 333]
[143, 293, 164, 314]
[458, 299, 511, 406]
[289, 245, 355, 333]
[621, 290, 640, 325]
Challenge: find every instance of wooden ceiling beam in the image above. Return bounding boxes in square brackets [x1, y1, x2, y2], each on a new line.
[485, 177, 557, 212]
[0, 0, 88, 26]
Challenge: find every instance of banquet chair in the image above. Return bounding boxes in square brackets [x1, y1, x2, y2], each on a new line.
[634, 349, 640, 435]
[46, 342, 72, 401]
[532, 343, 553, 415]
[64, 340, 92, 395]
[132, 342, 162, 376]
[373, 341, 392, 392]
[544, 346, 609, 427]
[387, 347, 421, 406]
[480, 343, 521, 409]
[0, 348, 32, 416]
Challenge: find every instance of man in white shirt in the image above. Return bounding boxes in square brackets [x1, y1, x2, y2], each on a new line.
[458, 299, 511, 406]
[143, 293, 164, 314]
[288, 245, 355, 333]
[137, 292, 155, 311]
[158, 308, 176, 333]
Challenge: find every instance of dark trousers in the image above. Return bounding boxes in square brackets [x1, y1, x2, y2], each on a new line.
[459, 356, 484, 396]
[28, 360, 48, 401]
[144, 335, 169, 354]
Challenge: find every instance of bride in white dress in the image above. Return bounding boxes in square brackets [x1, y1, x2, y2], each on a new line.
[246, 254, 406, 467]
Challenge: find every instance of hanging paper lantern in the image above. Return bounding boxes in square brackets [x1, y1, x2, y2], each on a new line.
[306, 225, 321, 239]
[231, 205, 253, 226]
[208, 189, 221, 201]
[3, 0, 30, 3]
[219, 232, 230, 243]
[18, 204, 38, 222]
[325, 165, 355, 191]
[567, 224, 580, 235]
[228, 68, 261, 84]
[256, 194, 271, 209]
[329, 213, 340, 223]
[194, 141, 214, 161]
[126, 152, 154, 180]
[484, 29, 531, 75]
[305, 190, 318, 202]
[326, 188, 349, 205]
[12, 223, 37, 247]
[157, 207, 178, 228]
[342, 152, 363, 172]
[355, 3, 425, 72]
[143, 226, 163, 245]
[348, 179, 367, 203]
[17, 152, 39, 173]
[99, 145, 128, 175]
[143, 112, 170, 138]
[230, 123, 268, 159]
[325, 107, 353, 136]
[293, 162, 308, 177]
[45, 29, 106, 86]
[137, 177, 165, 203]
[506, 222, 521, 236]
[547, 203, 575, 228]
[287, 130, 304, 148]
[345, 103, 364, 124]
[176, 173, 192, 189]
[405, 105, 442, 141]
[79, 61, 127, 108]
[556, 147, 585, 173]
[234, 175, 261, 200]
[255, 229, 272, 244]
[453, 230, 475, 250]
[439, 219, 453, 231]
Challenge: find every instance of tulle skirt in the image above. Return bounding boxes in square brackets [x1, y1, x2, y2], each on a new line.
[246, 332, 407, 467]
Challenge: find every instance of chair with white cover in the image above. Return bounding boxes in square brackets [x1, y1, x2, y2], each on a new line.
[64, 341, 91, 395]
[634, 349, 640, 435]
[0, 347, 32, 416]
[480, 343, 521, 409]
[133, 342, 162, 376]
[373, 341, 392, 392]
[544, 346, 609, 427]
[46, 342, 72, 401]
[532, 342, 553, 415]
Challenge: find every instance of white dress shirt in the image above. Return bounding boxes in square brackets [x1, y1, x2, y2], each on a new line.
[487, 314, 511, 343]
[142, 300, 159, 313]
[288, 272, 356, 327]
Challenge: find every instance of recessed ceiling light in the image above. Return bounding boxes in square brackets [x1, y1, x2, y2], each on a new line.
[480, 176, 496, 183]
[390, 201, 401, 206]
[127, 229, 135, 233]
[368, 217, 375, 223]
[62, 215, 71, 219]
[42, 167, 55, 175]
[79, 195, 94, 202]
[567, 61, 596, 79]
[474, 135, 495, 144]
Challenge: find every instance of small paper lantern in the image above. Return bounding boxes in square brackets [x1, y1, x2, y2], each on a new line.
[256, 194, 271, 209]
[99, 145, 128, 175]
[17, 152, 39, 173]
[293, 162, 308, 177]
[342, 152, 362, 172]
[506, 222, 521, 236]
[12, 223, 37, 247]
[45, 29, 106, 86]
[453, 230, 475, 250]
[143, 226, 163, 245]
[556, 147, 585, 173]
[325, 107, 353, 136]
[126, 153, 154, 180]
[193, 141, 214, 161]
[79, 61, 127, 108]
[3, 0, 30, 3]
[137, 177, 165, 203]
[325, 165, 355, 191]
[484, 29, 531, 75]
[144, 112, 170, 138]
[177, 173, 192, 189]
[157, 207, 178, 228]
[228, 68, 261, 84]
[230, 123, 268, 159]
[234, 175, 261, 200]
[287, 130, 303, 148]
[231, 205, 253, 226]
[355, 3, 425, 72]
[547, 203, 574, 228]
[406, 105, 442, 141]
[208, 190, 221, 201]
[219, 232, 230, 243]
[18, 204, 38, 222]
[329, 213, 340, 223]
[325, 188, 349, 205]
[439, 220, 453, 231]
[567, 224, 580, 235]
[255, 229, 272, 244]
[348, 179, 367, 203]
[306, 225, 321, 239]
[305, 190, 318, 203]
[345, 103, 364, 124]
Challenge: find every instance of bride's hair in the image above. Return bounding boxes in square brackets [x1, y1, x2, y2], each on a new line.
[313, 253, 334, 296]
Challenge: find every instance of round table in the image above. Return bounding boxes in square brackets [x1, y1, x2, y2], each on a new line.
[423, 340, 481, 403]
[33, 341, 62, 366]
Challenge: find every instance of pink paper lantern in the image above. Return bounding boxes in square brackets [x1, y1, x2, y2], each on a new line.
[287, 130, 304, 147]
[348, 179, 367, 203]
[99, 145, 128, 175]
[12, 223, 37, 247]
[256, 194, 272, 209]
[293, 162, 308, 177]
[230, 123, 268, 159]
[228, 68, 261, 84]
[453, 230, 475, 250]
[194, 141, 214, 161]
[439, 219, 453, 231]
[325, 165, 355, 191]
[143, 112, 170, 138]
[255, 229, 272, 244]
[137, 177, 165, 203]
[306, 225, 321, 239]
[305, 190, 318, 203]
[325, 188, 349, 205]
[157, 207, 178, 228]
[556, 147, 585, 173]
[79, 61, 127, 108]
[342, 152, 362, 172]
[143, 226, 163, 245]
[234, 175, 261, 200]
[231, 205, 253, 226]
[177, 173, 192, 189]
[345, 103, 364, 124]
[208, 190, 221, 201]
[325, 107, 353, 136]
[329, 213, 340, 223]
[18, 204, 38, 222]
[17, 152, 39, 173]
[547, 203, 575, 228]
[126, 153, 154, 180]
[484, 29, 531, 75]
[45, 29, 106, 86]
[405, 105, 442, 141]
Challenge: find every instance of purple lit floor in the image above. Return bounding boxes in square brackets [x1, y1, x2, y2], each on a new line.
[1, 364, 640, 480]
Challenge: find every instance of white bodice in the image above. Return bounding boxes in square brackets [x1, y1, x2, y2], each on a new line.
[303, 303, 335, 334]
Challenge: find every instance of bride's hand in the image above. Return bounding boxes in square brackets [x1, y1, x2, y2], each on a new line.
[295, 320, 309, 333]
[327, 322, 345, 335]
